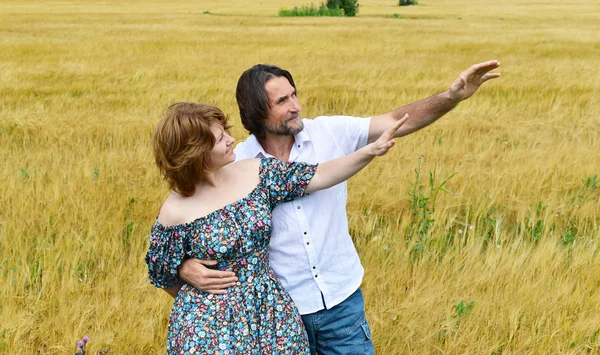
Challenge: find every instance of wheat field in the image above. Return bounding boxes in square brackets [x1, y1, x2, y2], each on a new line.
[1, 0, 599, 353]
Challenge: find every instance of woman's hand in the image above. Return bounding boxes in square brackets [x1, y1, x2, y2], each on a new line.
[305, 113, 409, 194]
[369, 114, 409, 156]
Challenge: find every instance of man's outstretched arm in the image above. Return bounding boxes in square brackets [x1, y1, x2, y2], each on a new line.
[367, 60, 501, 143]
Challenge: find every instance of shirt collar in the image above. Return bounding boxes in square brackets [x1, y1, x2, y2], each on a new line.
[244, 126, 311, 159]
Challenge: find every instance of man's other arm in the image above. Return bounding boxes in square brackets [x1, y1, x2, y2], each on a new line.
[367, 60, 501, 143]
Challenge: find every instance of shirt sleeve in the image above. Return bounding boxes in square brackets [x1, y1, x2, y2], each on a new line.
[316, 115, 371, 155]
[259, 157, 317, 209]
[145, 222, 186, 289]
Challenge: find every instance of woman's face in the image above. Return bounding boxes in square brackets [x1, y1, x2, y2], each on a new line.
[209, 123, 235, 168]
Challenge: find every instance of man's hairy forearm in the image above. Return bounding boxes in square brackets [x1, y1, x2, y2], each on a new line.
[393, 90, 457, 137]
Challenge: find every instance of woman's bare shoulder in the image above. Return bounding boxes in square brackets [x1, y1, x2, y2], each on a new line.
[224, 158, 261, 188]
[156, 192, 186, 227]
[229, 158, 261, 174]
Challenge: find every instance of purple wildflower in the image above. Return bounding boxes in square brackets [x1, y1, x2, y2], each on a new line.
[77, 341, 84, 348]
[83, 336, 89, 343]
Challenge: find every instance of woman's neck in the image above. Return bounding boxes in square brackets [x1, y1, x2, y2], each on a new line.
[198, 166, 227, 188]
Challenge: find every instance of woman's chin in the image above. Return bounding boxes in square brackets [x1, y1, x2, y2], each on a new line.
[227, 151, 236, 163]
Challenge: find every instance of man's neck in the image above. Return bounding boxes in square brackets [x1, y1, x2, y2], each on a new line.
[258, 134, 295, 162]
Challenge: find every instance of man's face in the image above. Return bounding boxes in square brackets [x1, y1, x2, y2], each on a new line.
[263, 76, 303, 137]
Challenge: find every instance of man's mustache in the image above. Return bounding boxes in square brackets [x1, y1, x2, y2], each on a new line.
[286, 114, 300, 122]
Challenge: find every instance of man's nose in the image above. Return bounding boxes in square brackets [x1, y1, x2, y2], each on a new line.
[292, 99, 302, 112]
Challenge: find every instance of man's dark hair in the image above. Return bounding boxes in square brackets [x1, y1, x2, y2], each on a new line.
[236, 64, 296, 140]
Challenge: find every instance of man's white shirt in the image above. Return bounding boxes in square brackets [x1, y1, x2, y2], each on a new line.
[234, 115, 371, 315]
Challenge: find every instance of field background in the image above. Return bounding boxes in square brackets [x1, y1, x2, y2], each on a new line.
[1, 0, 599, 353]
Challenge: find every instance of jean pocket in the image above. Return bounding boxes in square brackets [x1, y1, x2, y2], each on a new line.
[360, 319, 372, 340]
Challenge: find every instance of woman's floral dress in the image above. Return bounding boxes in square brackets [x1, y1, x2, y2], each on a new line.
[146, 158, 317, 355]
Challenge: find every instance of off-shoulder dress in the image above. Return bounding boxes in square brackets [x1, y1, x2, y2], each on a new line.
[146, 158, 317, 354]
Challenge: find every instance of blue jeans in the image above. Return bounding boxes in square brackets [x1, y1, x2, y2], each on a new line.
[301, 288, 374, 355]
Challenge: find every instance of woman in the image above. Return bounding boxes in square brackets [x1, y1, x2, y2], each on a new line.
[146, 102, 406, 354]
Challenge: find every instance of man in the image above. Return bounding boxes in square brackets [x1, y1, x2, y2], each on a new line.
[176, 60, 500, 354]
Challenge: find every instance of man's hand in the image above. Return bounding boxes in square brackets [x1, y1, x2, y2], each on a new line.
[449, 60, 501, 103]
[179, 259, 238, 295]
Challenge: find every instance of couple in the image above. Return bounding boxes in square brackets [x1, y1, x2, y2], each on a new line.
[146, 61, 500, 354]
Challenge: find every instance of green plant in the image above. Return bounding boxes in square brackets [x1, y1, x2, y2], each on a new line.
[572, 174, 598, 202]
[0, 331, 5, 352]
[326, 0, 360, 16]
[399, 0, 418, 6]
[122, 197, 138, 246]
[70, 89, 84, 97]
[279, 0, 359, 17]
[561, 222, 578, 246]
[408, 157, 456, 241]
[438, 299, 475, 343]
[525, 201, 547, 243]
[452, 300, 475, 321]
[481, 206, 504, 244]
[20, 168, 30, 180]
[279, 3, 344, 16]
[407, 158, 455, 263]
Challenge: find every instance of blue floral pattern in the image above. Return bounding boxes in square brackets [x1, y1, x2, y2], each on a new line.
[146, 158, 317, 354]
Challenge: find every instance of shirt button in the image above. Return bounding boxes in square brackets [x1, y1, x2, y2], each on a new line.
[297, 206, 301, 209]
[315, 275, 318, 278]
[297, 145, 300, 148]
[312, 266, 316, 269]
[303, 231, 307, 235]
[306, 242, 310, 245]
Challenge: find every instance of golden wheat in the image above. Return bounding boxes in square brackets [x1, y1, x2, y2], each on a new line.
[1, 0, 599, 353]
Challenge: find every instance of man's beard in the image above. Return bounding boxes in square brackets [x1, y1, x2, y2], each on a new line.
[264, 115, 304, 136]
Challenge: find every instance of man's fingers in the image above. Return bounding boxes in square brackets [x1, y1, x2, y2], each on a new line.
[206, 289, 228, 295]
[474, 61, 501, 77]
[473, 60, 500, 71]
[193, 259, 237, 278]
[190, 278, 237, 291]
[203, 268, 237, 279]
[196, 259, 218, 266]
[210, 277, 238, 286]
[481, 73, 501, 82]
[461, 60, 500, 82]
[202, 280, 238, 289]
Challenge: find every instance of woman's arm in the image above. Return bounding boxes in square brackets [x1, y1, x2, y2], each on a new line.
[305, 114, 409, 194]
[164, 281, 185, 298]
